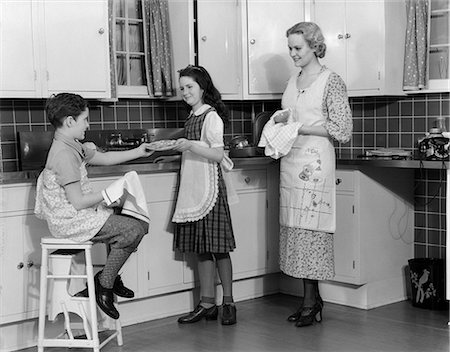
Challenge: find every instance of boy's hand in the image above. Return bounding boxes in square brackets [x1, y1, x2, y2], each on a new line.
[137, 143, 155, 157]
[172, 138, 192, 152]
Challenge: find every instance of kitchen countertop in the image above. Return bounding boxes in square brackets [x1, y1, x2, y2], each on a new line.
[1, 156, 448, 185]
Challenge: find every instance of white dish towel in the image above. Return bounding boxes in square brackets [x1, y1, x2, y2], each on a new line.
[102, 170, 150, 224]
[258, 110, 302, 159]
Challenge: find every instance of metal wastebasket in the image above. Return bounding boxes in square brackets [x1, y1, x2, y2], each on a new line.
[408, 258, 447, 310]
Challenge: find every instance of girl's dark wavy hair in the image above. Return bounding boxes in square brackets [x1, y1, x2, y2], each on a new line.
[178, 65, 229, 124]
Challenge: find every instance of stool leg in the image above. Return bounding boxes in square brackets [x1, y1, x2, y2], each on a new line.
[115, 309, 123, 346]
[38, 247, 49, 352]
[85, 248, 100, 351]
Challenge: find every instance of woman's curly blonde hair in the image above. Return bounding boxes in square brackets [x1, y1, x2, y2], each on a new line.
[286, 22, 326, 59]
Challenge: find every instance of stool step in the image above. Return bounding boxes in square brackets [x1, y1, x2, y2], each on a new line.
[47, 274, 89, 279]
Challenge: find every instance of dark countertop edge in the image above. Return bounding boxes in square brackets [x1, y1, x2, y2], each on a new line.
[0, 157, 277, 185]
[2, 157, 448, 185]
[337, 158, 449, 170]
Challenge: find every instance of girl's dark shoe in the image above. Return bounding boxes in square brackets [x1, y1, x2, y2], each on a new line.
[295, 302, 323, 327]
[221, 304, 237, 325]
[177, 304, 218, 324]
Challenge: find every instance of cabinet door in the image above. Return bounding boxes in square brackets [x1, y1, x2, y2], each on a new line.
[197, 0, 241, 98]
[312, 1, 346, 82]
[0, 0, 40, 98]
[313, 0, 381, 93]
[345, 1, 381, 92]
[246, 0, 304, 96]
[143, 201, 185, 295]
[0, 214, 45, 324]
[41, 0, 110, 98]
[333, 192, 360, 284]
[230, 190, 267, 279]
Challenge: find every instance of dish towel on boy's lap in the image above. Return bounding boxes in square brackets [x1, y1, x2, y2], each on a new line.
[102, 170, 150, 223]
[172, 141, 219, 223]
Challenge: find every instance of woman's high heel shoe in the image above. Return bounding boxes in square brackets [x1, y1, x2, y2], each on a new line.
[295, 302, 323, 327]
[287, 297, 305, 322]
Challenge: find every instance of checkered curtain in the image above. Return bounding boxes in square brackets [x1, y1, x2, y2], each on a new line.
[403, 0, 430, 90]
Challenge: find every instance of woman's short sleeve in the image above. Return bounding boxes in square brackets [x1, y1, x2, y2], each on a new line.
[201, 111, 225, 148]
[322, 72, 353, 144]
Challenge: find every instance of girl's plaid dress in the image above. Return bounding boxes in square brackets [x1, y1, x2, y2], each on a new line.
[174, 107, 236, 254]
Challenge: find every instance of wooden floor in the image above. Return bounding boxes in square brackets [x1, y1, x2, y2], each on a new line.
[22, 294, 449, 352]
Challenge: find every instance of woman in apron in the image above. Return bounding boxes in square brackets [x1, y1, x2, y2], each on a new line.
[278, 22, 352, 327]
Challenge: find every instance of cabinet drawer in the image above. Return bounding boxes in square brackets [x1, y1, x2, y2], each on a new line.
[230, 169, 267, 191]
[335, 170, 354, 192]
[91, 173, 178, 203]
[141, 173, 178, 202]
[0, 184, 35, 213]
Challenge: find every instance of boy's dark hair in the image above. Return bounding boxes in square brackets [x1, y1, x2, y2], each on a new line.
[45, 93, 88, 128]
[178, 65, 229, 124]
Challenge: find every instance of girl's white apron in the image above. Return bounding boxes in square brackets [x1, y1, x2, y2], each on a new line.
[280, 69, 336, 233]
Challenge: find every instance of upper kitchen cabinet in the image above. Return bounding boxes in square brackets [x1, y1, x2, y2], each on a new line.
[196, 0, 304, 100]
[40, 0, 111, 98]
[243, 0, 304, 99]
[0, 0, 111, 99]
[427, 0, 450, 91]
[0, 0, 40, 98]
[309, 0, 406, 97]
[197, 0, 242, 99]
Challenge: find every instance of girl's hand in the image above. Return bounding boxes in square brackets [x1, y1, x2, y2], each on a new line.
[173, 138, 192, 152]
[137, 143, 155, 157]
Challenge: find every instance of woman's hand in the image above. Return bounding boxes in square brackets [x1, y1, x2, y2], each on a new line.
[172, 138, 193, 152]
[273, 108, 291, 124]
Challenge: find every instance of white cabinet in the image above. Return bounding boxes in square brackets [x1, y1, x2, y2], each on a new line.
[39, 0, 110, 98]
[197, 0, 242, 99]
[243, 0, 304, 98]
[195, 0, 305, 100]
[0, 0, 40, 98]
[182, 166, 279, 283]
[0, 183, 48, 324]
[323, 168, 414, 309]
[0, 0, 110, 99]
[310, 0, 406, 96]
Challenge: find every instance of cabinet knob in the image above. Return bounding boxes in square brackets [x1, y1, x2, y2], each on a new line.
[250, 39, 256, 45]
[337, 34, 344, 40]
[98, 28, 105, 35]
[17, 262, 24, 270]
[345, 33, 351, 39]
[336, 178, 342, 185]
[27, 261, 34, 268]
[244, 176, 251, 184]
[201, 36, 207, 42]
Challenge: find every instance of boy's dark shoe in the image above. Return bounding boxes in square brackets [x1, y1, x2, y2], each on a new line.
[74, 274, 134, 299]
[94, 272, 119, 319]
[113, 275, 134, 298]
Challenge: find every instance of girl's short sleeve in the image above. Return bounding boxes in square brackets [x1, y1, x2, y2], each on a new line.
[201, 111, 225, 148]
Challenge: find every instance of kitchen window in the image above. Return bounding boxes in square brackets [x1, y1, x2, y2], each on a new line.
[114, 0, 147, 97]
[428, 0, 449, 90]
[112, 0, 174, 98]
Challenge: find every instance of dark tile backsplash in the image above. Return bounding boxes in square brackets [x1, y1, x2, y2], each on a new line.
[1, 93, 449, 259]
